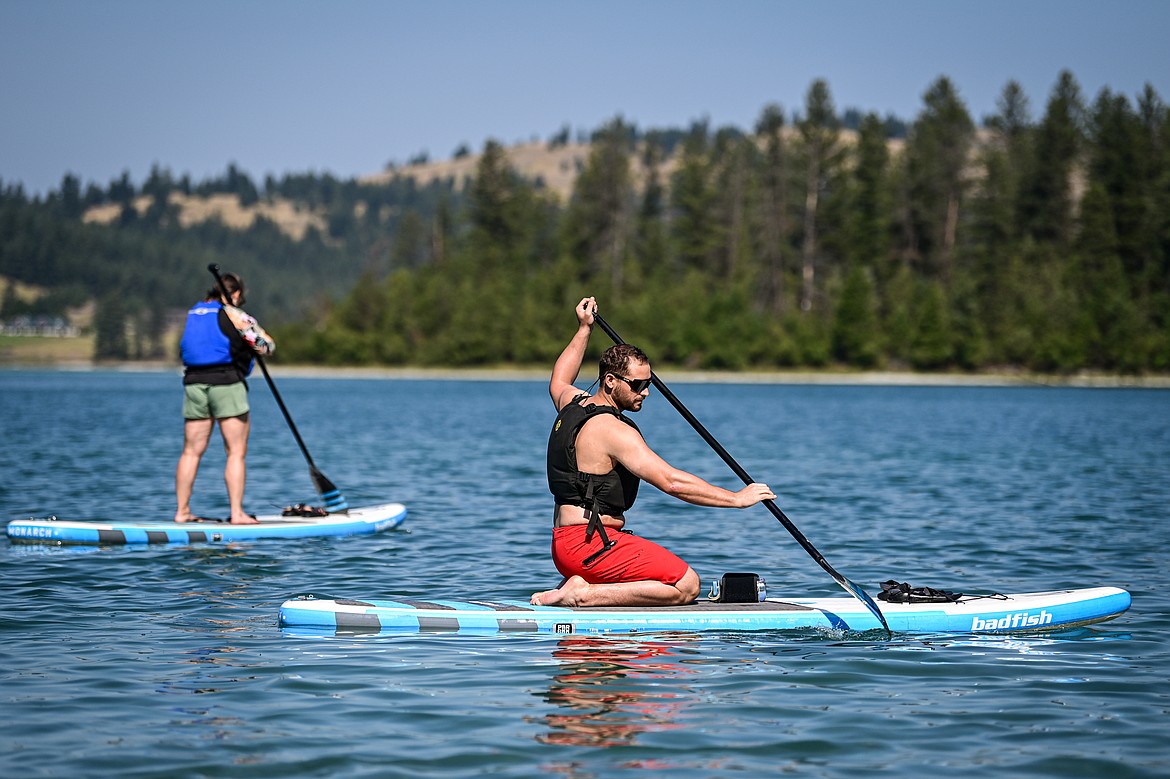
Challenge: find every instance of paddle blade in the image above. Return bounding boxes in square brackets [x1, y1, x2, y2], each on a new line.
[837, 575, 891, 636]
[310, 467, 349, 514]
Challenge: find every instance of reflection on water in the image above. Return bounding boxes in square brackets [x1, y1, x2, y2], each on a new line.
[534, 636, 706, 748]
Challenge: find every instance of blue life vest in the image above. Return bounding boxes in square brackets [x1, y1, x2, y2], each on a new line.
[181, 301, 232, 367]
[180, 300, 253, 384]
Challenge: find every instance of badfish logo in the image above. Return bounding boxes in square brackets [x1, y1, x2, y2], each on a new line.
[971, 610, 1053, 631]
[554, 623, 574, 634]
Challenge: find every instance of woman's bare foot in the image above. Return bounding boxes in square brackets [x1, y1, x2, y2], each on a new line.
[229, 513, 260, 525]
[531, 575, 590, 606]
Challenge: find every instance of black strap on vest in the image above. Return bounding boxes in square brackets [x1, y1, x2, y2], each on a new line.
[580, 475, 617, 566]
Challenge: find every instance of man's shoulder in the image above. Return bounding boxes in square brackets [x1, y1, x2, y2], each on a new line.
[580, 407, 639, 436]
[552, 388, 591, 412]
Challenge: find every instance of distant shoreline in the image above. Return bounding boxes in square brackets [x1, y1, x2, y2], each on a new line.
[3, 360, 1169, 388]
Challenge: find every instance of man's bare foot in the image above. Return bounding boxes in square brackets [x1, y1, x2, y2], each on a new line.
[229, 514, 260, 525]
[174, 514, 192, 524]
[531, 575, 590, 607]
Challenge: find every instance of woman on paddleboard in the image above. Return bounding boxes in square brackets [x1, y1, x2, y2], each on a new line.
[531, 297, 775, 608]
[174, 272, 274, 525]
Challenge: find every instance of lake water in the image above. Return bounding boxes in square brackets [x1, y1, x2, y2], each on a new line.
[2, 369, 1168, 778]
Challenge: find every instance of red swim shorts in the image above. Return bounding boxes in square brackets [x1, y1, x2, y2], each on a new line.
[551, 524, 690, 586]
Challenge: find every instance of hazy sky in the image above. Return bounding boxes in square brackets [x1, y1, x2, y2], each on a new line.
[2, 0, 1167, 196]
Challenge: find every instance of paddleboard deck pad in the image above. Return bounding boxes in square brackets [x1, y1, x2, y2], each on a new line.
[279, 586, 1129, 636]
[6, 502, 407, 546]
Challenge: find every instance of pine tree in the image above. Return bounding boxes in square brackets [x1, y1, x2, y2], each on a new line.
[58, 174, 83, 219]
[1020, 70, 1085, 247]
[909, 281, 953, 369]
[971, 81, 1035, 357]
[0, 280, 19, 319]
[633, 131, 668, 283]
[1131, 85, 1170, 301]
[671, 120, 717, 272]
[560, 116, 635, 296]
[392, 210, 426, 269]
[903, 77, 975, 281]
[754, 103, 792, 315]
[93, 293, 129, 360]
[797, 79, 842, 311]
[1087, 90, 1145, 276]
[845, 112, 893, 276]
[831, 264, 881, 367]
[709, 128, 757, 284]
[977, 81, 1033, 249]
[467, 139, 534, 272]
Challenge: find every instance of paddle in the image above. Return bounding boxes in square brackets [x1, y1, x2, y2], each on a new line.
[593, 311, 891, 636]
[207, 264, 349, 513]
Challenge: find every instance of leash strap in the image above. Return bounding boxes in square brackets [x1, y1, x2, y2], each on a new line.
[581, 477, 616, 566]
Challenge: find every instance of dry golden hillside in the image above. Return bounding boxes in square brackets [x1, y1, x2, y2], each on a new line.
[362, 141, 611, 200]
[81, 141, 651, 238]
[362, 140, 688, 201]
[83, 192, 327, 241]
[80, 131, 900, 240]
[361, 129, 905, 203]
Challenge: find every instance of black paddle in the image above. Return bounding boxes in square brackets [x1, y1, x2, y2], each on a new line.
[593, 311, 891, 636]
[207, 264, 348, 513]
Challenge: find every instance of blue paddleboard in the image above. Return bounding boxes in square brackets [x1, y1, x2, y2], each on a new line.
[279, 586, 1129, 637]
[6, 502, 407, 546]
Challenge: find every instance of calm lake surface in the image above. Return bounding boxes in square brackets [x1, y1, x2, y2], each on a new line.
[2, 369, 1167, 778]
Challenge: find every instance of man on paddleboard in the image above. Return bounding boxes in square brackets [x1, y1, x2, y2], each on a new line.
[531, 297, 775, 607]
[174, 272, 274, 525]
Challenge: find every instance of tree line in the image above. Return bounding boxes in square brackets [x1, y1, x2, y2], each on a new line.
[0, 164, 461, 358]
[284, 72, 1169, 373]
[2, 70, 1167, 372]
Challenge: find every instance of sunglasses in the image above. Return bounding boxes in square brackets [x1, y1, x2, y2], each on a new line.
[610, 374, 652, 393]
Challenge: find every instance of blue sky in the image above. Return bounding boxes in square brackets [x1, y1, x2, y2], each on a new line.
[2, 0, 1167, 196]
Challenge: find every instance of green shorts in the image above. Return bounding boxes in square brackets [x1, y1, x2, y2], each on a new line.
[183, 382, 249, 420]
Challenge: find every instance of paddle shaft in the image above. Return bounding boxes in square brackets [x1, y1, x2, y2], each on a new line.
[207, 266, 315, 463]
[207, 264, 345, 509]
[592, 312, 891, 634]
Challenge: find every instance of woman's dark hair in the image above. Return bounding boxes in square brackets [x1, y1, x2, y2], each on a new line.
[206, 272, 245, 304]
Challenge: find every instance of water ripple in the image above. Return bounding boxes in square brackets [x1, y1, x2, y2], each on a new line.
[2, 372, 1168, 778]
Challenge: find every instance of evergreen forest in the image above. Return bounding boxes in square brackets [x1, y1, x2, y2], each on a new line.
[2, 71, 1168, 373]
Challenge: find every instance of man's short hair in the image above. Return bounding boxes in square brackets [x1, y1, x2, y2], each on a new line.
[599, 343, 649, 383]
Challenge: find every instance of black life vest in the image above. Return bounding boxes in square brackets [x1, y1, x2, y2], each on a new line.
[547, 394, 641, 516]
